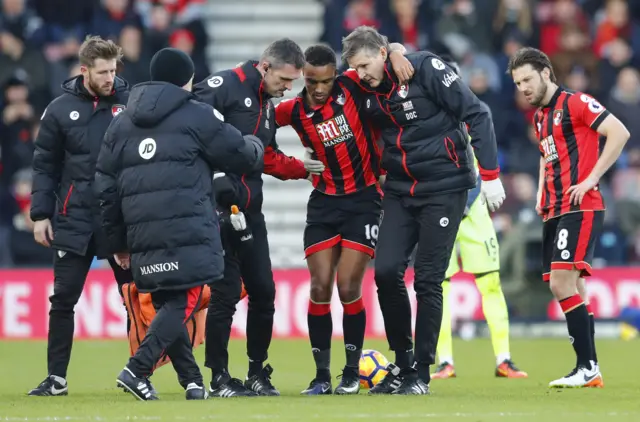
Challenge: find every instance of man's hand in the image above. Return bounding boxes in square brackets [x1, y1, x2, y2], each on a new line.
[114, 252, 131, 270]
[378, 174, 386, 185]
[566, 176, 599, 206]
[33, 219, 53, 247]
[389, 50, 414, 85]
[480, 178, 506, 212]
[304, 147, 325, 175]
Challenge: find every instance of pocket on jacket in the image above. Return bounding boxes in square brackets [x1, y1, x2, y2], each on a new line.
[59, 184, 75, 215]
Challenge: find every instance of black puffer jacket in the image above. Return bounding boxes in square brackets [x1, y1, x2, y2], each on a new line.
[94, 82, 264, 292]
[353, 51, 499, 197]
[30, 75, 129, 257]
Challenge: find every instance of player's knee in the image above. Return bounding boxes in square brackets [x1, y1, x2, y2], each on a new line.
[337, 280, 362, 304]
[475, 271, 501, 296]
[309, 278, 332, 303]
[549, 270, 579, 299]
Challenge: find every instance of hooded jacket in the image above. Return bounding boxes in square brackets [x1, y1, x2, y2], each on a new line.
[30, 75, 129, 257]
[94, 82, 263, 292]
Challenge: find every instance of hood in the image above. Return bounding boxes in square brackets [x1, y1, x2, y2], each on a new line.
[127, 82, 194, 128]
[61, 75, 129, 100]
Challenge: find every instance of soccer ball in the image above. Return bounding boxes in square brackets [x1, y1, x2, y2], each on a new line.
[359, 349, 389, 389]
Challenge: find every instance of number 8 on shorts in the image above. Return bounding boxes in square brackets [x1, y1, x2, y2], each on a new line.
[541, 211, 604, 282]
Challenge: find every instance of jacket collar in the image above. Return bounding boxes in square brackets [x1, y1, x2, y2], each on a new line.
[238, 60, 267, 99]
[60, 75, 129, 103]
[541, 86, 563, 109]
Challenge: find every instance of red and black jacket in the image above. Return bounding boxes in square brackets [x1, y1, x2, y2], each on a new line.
[193, 60, 307, 213]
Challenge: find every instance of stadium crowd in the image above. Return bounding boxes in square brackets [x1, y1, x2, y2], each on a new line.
[2, 0, 640, 268]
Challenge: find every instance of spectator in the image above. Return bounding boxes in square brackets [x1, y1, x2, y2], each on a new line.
[537, 0, 589, 57]
[0, 0, 46, 48]
[437, 0, 496, 54]
[607, 67, 640, 166]
[492, 0, 537, 51]
[0, 70, 35, 179]
[91, 0, 142, 42]
[593, 0, 640, 60]
[550, 24, 598, 93]
[118, 25, 149, 86]
[598, 37, 636, 95]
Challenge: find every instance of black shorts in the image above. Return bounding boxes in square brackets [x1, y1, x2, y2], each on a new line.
[304, 185, 382, 258]
[542, 210, 604, 281]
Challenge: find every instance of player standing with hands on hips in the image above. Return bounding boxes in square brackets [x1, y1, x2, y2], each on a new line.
[508, 47, 629, 388]
[94, 48, 264, 401]
[341, 26, 505, 395]
[27, 36, 136, 397]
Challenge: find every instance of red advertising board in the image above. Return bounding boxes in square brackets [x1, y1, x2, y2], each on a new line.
[1, 268, 639, 339]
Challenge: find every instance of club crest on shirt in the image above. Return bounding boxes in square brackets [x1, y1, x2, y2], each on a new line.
[336, 93, 345, 105]
[398, 84, 408, 99]
[112, 104, 125, 117]
[553, 109, 563, 126]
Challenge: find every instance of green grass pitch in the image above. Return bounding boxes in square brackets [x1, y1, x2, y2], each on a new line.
[1, 338, 639, 421]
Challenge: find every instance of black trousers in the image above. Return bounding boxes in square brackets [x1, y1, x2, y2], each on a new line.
[48, 239, 132, 378]
[205, 211, 276, 373]
[374, 191, 467, 366]
[127, 286, 204, 388]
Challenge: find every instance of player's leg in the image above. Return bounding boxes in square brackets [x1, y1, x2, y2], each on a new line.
[28, 248, 94, 396]
[577, 277, 599, 367]
[107, 258, 162, 395]
[547, 211, 603, 388]
[205, 226, 255, 397]
[300, 224, 340, 395]
[118, 286, 205, 401]
[165, 326, 208, 400]
[333, 205, 378, 395]
[239, 211, 279, 396]
[393, 191, 466, 395]
[369, 193, 419, 395]
[458, 201, 526, 378]
[432, 240, 459, 379]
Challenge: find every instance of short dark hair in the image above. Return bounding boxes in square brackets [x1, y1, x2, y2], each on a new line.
[78, 35, 123, 67]
[507, 47, 557, 83]
[261, 38, 305, 70]
[341, 26, 389, 63]
[304, 44, 337, 67]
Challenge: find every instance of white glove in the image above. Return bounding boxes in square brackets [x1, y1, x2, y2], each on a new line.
[304, 147, 325, 175]
[480, 178, 506, 212]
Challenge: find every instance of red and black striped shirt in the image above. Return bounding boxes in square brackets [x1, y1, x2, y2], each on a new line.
[275, 72, 383, 195]
[534, 88, 608, 220]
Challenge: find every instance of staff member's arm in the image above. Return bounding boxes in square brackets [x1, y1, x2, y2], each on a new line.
[30, 107, 63, 247]
[418, 58, 505, 211]
[94, 118, 128, 266]
[194, 103, 264, 174]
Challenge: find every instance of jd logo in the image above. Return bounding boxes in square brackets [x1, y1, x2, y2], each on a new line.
[139, 138, 156, 160]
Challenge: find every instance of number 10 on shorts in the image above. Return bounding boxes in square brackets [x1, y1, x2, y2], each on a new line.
[365, 224, 378, 246]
